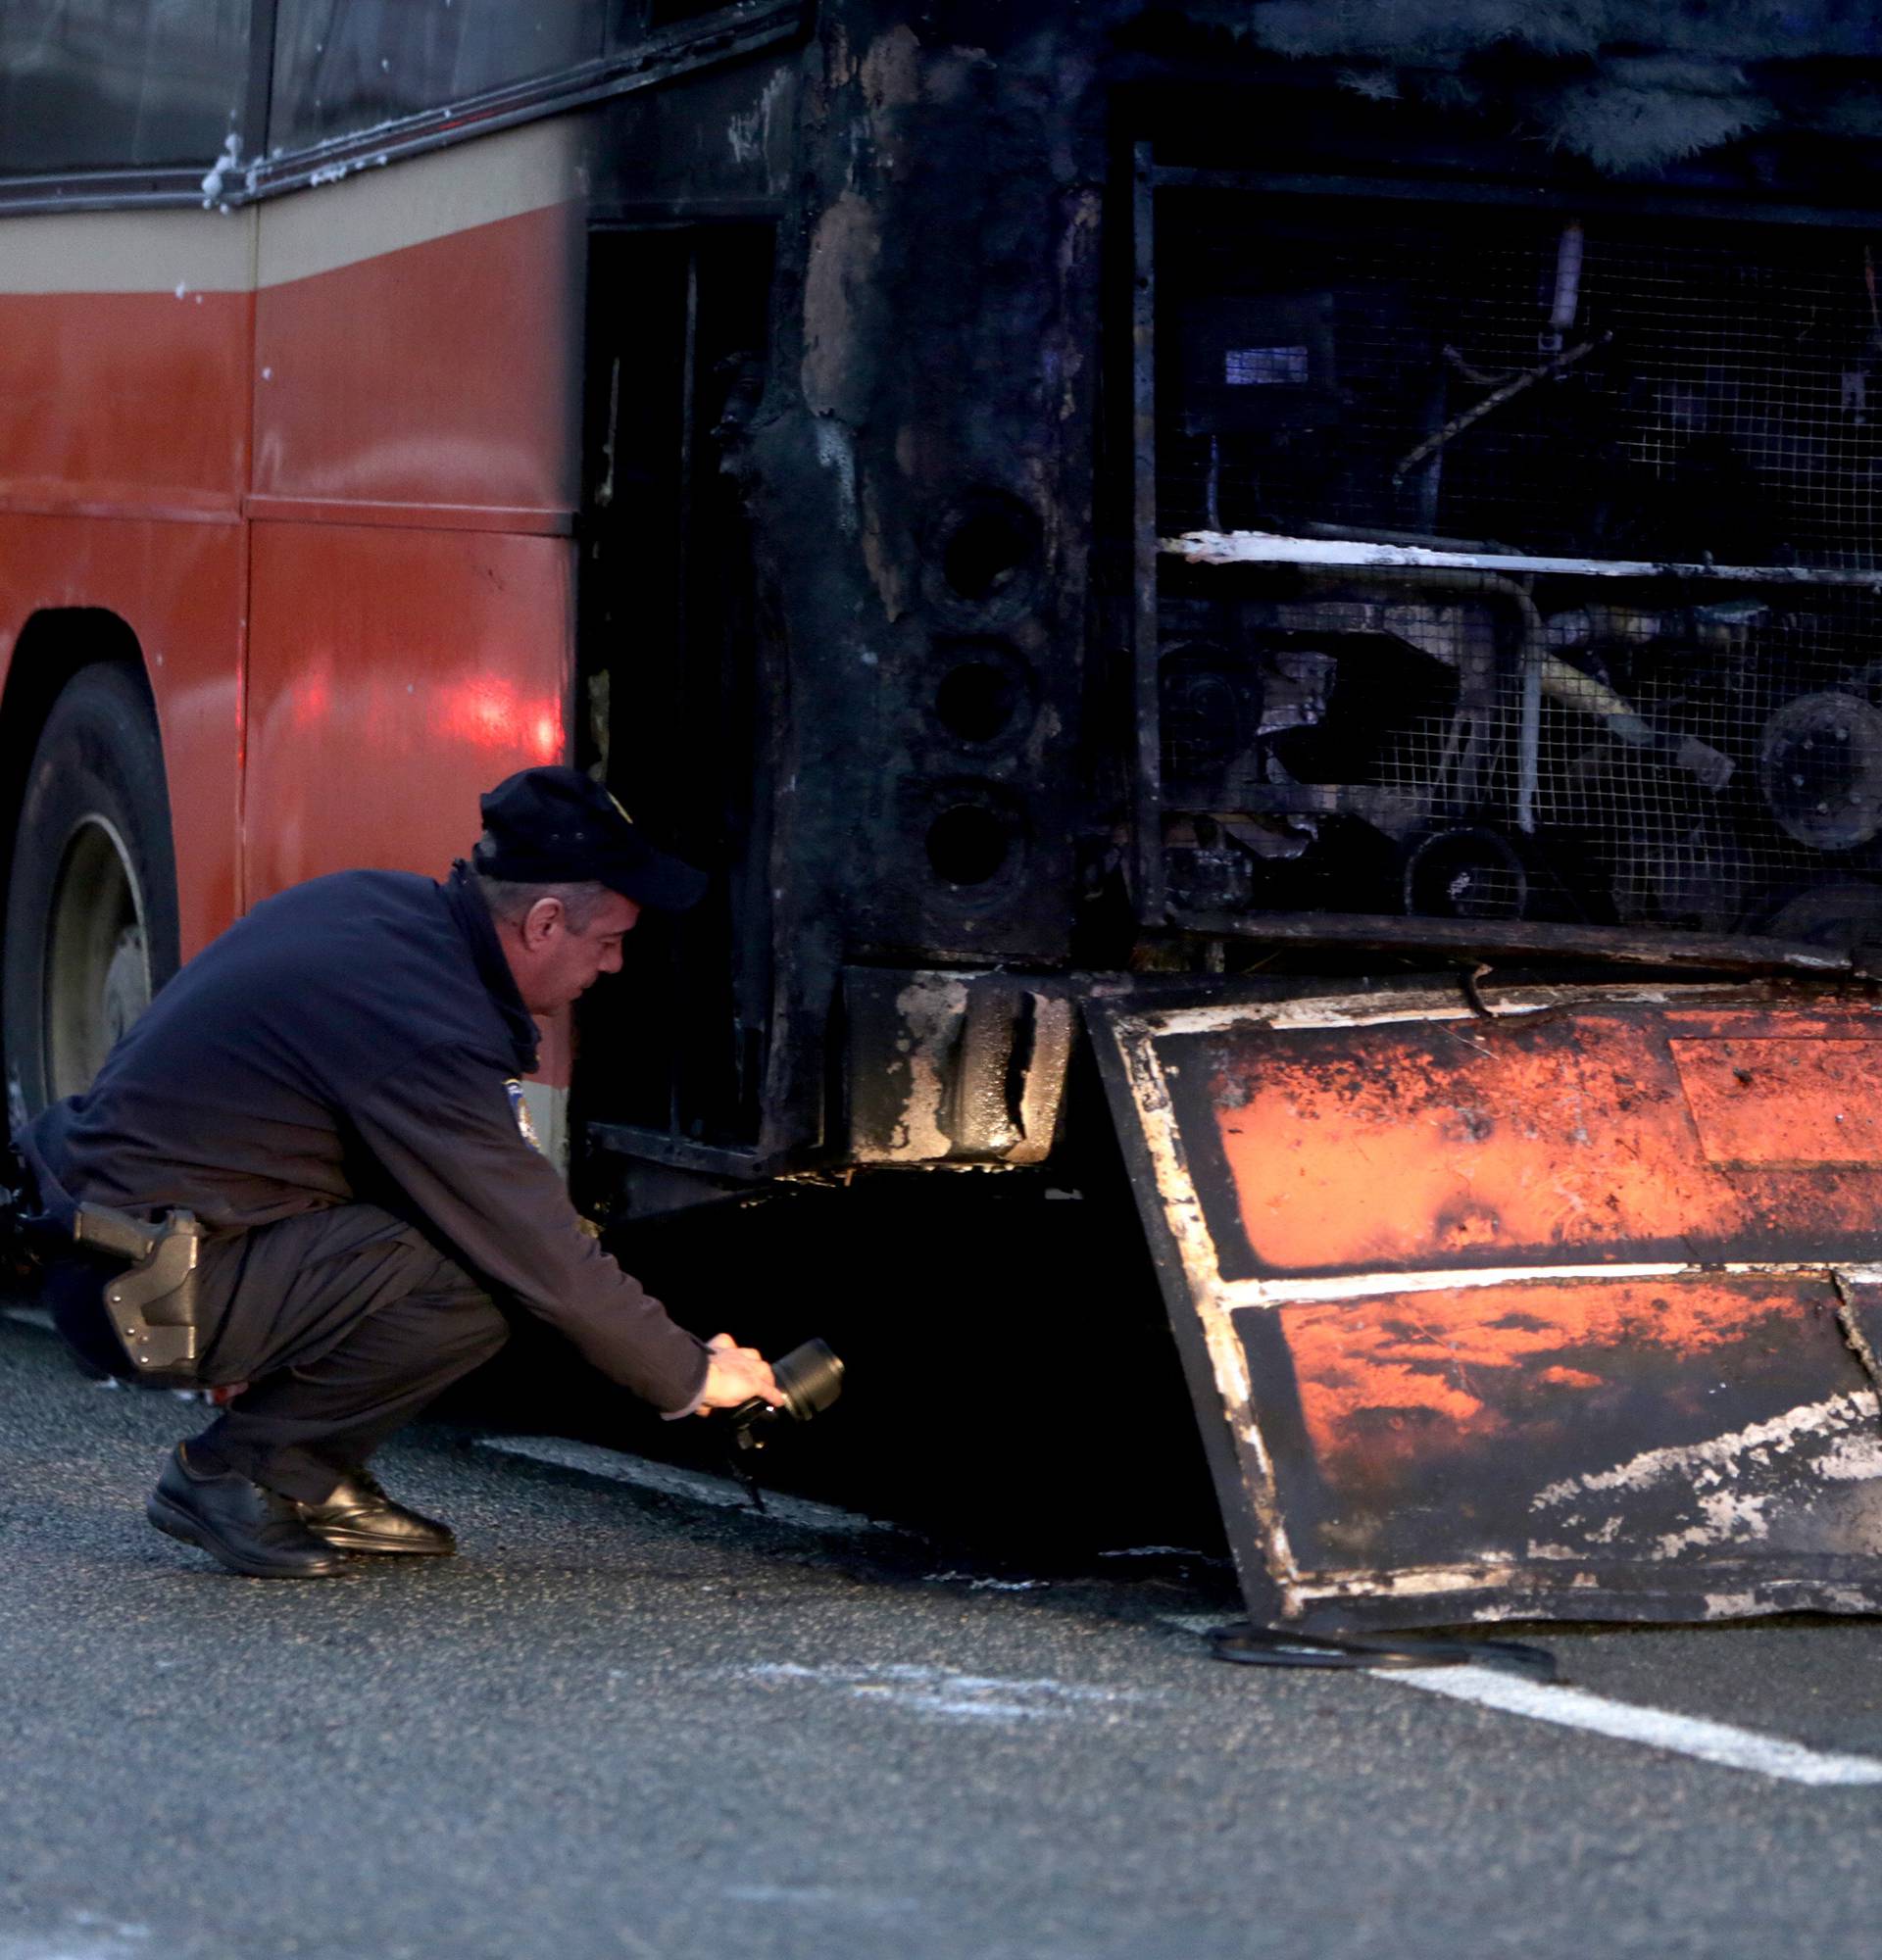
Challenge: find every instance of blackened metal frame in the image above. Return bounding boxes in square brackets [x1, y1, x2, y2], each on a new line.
[1131, 141, 1164, 925]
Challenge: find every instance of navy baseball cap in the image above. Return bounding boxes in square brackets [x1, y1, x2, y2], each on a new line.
[474, 767, 708, 912]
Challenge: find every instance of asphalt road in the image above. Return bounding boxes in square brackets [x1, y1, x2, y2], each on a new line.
[5, 1309, 1882, 1960]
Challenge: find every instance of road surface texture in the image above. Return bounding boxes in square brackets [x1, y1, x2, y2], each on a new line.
[4, 1307, 1882, 1960]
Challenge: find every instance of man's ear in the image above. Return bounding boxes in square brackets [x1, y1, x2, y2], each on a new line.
[521, 896, 564, 949]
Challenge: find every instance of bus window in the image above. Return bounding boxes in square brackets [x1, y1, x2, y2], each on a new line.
[643, 0, 743, 26]
[0, 0, 247, 173]
[268, 0, 607, 153]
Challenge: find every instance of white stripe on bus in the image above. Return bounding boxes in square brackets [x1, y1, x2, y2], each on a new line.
[0, 117, 584, 297]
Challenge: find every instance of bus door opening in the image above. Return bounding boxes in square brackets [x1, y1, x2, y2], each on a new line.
[574, 224, 777, 1183]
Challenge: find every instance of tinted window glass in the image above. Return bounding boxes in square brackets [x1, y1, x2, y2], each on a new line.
[270, 0, 606, 152]
[609, 0, 753, 43]
[644, 0, 732, 24]
[0, 0, 249, 174]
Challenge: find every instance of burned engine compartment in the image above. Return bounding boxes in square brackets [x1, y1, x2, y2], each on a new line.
[1151, 194, 1882, 949]
[1158, 196, 1882, 564]
[1159, 575, 1882, 945]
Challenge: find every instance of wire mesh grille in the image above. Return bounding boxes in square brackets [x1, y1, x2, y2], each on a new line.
[1154, 194, 1882, 949]
[1158, 573, 1882, 949]
[1158, 197, 1882, 568]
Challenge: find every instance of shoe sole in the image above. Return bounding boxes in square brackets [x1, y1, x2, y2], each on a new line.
[304, 1526, 455, 1556]
[146, 1492, 347, 1580]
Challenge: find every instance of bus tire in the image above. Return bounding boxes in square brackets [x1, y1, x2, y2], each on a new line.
[3, 662, 180, 1126]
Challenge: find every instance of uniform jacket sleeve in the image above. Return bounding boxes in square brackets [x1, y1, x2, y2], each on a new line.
[349, 1043, 710, 1413]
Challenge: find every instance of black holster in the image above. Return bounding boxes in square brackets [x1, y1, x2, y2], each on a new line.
[86, 1206, 205, 1380]
[13, 1149, 205, 1381]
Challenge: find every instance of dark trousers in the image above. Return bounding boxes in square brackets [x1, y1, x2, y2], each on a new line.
[56, 1204, 509, 1502]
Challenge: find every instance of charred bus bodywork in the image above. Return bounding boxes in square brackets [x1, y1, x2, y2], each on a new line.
[572, 6, 1882, 1183]
[571, 5, 1882, 1628]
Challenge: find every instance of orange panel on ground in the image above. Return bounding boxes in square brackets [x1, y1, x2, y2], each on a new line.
[1210, 1004, 1882, 1273]
[1095, 984, 1882, 1629]
[1277, 1273, 1830, 1493]
[244, 522, 570, 902]
[1670, 1038, 1882, 1166]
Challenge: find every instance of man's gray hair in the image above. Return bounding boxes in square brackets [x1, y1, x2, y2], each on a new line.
[474, 836, 612, 932]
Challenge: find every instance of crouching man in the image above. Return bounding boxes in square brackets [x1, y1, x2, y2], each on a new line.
[19, 765, 783, 1578]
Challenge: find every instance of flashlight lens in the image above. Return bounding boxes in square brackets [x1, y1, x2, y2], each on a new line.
[772, 1338, 844, 1422]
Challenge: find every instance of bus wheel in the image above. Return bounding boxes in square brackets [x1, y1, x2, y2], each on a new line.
[3, 663, 180, 1124]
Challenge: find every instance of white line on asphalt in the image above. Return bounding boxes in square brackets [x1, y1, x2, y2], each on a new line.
[1099, 1544, 1224, 1561]
[1160, 1616, 1882, 1786]
[0, 1908, 155, 1960]
[0, 1304, 53, 1331]
[474, 1435, 897, 1538]
[720, 1885, 918, 1920]
[734, 1659, 1164, 1724]
[1386, 1665, 1882, 1788]
[926, 1568, 1053, 1591]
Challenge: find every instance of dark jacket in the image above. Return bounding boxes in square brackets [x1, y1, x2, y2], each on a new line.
[23, 862, 709, 1413]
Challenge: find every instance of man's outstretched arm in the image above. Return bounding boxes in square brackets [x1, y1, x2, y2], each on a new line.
[350, 1042, 778, 1415]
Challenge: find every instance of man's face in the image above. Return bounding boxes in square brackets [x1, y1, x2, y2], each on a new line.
[514, 891, 643, 1014]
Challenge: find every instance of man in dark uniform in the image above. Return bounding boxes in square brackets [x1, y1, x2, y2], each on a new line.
[21, 766, 783, 1578]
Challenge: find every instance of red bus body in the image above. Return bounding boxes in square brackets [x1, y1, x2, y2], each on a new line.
[0, 135, 582, 966]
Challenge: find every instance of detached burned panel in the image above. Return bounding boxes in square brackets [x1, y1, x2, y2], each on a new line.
[1091, 981, 1882, 1633]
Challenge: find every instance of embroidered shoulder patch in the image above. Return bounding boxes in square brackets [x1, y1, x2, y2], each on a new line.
[505, 1078, 545, 1155]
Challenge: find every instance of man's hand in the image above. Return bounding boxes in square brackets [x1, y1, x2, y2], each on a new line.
[694, 1332, 786, 1414]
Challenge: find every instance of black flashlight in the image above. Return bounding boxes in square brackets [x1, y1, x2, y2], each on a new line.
[728, 1337, 844, 1446]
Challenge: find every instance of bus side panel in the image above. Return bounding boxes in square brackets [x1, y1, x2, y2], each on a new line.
[243, 158, 587, 1096]
[243, 520, 572, 900]
[0, 262, 253, 963]
[0, 279, 251, 505]
[252, 204, 582, 514]
[244, 519, 575, 1096]
[0, 511, 243, 963]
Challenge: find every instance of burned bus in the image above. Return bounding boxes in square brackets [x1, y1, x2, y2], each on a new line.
[7, 0, 1882, 1631]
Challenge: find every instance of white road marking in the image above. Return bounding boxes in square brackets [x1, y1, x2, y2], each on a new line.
[1161, 1616, 1882, 1787]
[1100, 1544, 1227, 1562]
[926, 1568, 1052, 1591]
[1386, 1665, 1882, 1787]
[721, 1885, 917, 1919]
[475, 1435, 896, 1539]
[0, 1911, 153, 1960]
[0, 1305, 53, 1332]
[733, 1660, 1162, 1725]
[0, 1942, 147, 1960]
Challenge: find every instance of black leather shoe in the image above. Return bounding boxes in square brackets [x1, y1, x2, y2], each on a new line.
[147, 1446, 347, 1579]
[296, 1469, 455, 1556]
